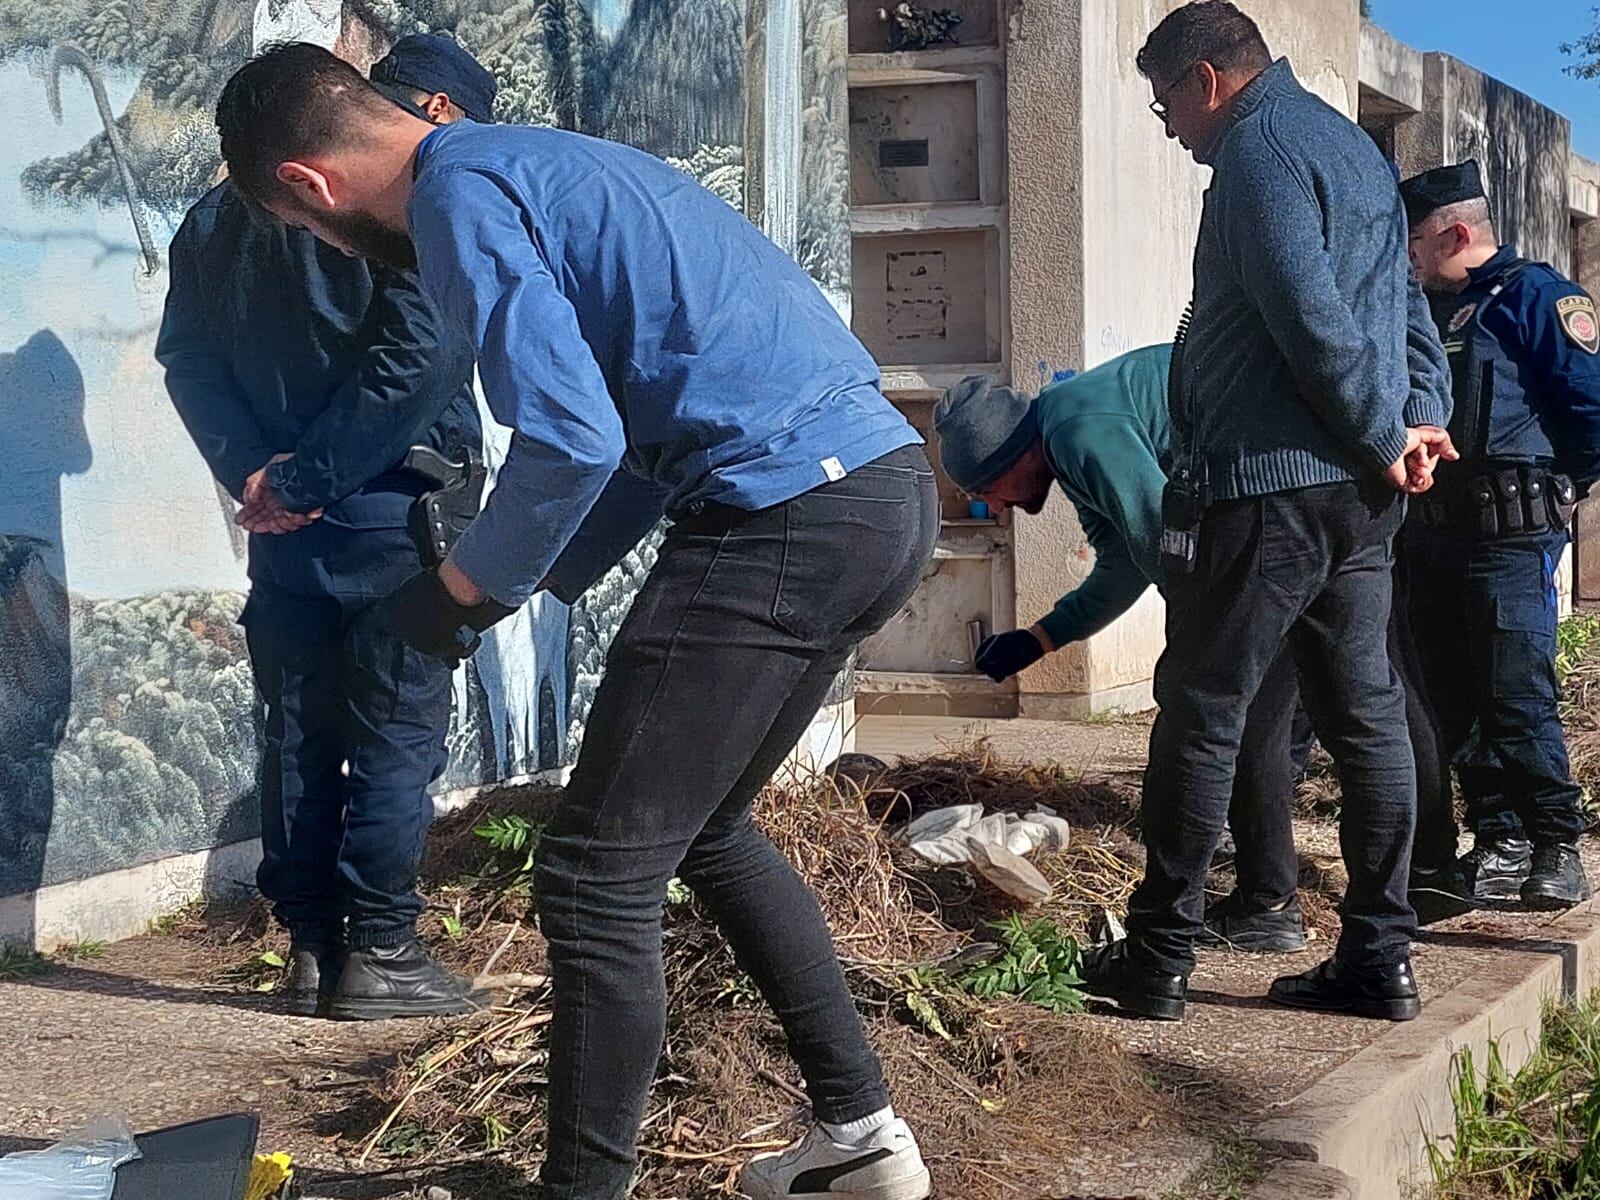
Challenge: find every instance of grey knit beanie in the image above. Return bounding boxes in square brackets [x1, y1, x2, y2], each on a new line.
[933, 375, 1039, 493]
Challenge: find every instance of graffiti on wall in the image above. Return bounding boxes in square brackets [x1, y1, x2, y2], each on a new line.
[0, 0, 852, 910]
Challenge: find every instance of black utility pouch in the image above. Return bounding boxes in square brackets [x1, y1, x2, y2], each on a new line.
[1552, 474, 1579, 530]
[1492, 468, 1526, 536]
[1523, 472, 1550, 533]
[1470, 477, 1499, 537]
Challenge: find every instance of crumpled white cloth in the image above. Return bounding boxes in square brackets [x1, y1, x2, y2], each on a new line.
[900, 805, 1071, 902]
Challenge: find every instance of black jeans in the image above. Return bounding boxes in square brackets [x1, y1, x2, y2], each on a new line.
[244, 517, 452, 948]
[1401, 523, 1584, 860]
[1228, 646, 1301, 909]
[1129, 482, 1416, 975]
[534, 446, 939, 1199]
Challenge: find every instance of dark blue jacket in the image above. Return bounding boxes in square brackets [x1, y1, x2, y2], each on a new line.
[1176, 59, 1451, 499]
[1434, 246, 1600, 490]
[156, 184, 479, 517]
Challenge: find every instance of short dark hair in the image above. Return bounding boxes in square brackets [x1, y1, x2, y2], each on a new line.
[215, 42, 396, 202]
[1136, 1, 1272, 85]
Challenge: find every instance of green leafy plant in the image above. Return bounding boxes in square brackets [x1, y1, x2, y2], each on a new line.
[441, 913, 466, 941]
[956, 915, 1087, 1014]
[474, 813, 543, 885]
[665, 878, 692, 906]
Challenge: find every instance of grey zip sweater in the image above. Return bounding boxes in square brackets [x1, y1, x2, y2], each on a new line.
[1174, 58, 1450, 498]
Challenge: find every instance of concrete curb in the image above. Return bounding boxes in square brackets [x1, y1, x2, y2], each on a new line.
[1250, 1160, 1359, 1199]
[1249, 902, 1600, 1199]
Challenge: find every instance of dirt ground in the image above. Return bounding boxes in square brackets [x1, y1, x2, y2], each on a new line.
[0, 712, 1595, 1199]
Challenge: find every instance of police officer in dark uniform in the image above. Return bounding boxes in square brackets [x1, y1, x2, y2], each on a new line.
[1399, 160, 1600, 911]
[156, 36, 500, 1018]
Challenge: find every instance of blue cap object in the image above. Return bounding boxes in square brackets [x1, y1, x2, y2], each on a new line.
[369, 33, 498, 124]
[934, 375, 1039, 494]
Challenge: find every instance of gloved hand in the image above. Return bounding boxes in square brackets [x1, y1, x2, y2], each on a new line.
[974, 629, 1046, 682]
[376, 569, 516, 666]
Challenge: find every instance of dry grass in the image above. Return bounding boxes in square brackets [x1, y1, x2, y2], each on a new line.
[352, 744, 1173, 1199]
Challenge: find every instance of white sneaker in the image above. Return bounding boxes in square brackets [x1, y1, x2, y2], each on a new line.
[739, 1118, 932, 1199]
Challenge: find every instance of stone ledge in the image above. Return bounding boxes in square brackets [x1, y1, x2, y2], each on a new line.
[1251, 903, 1600, 1198]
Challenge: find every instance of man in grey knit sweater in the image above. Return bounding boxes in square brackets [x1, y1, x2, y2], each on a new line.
[1081, 0, 1455, 1023]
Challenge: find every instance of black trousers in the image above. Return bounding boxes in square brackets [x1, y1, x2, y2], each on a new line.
[1228, 646, 1301, 909]
[1401, 524, 1584, 865]
[244, 506, 452, 948]
[1129, 482, 1416, 975]
[533, 446, 939, 1200]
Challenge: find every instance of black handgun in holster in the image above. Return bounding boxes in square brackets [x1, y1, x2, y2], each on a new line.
[402, 445, 487, 566]
[1160, 467, 1208, 580]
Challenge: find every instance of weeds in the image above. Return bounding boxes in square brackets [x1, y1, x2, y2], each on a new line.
[1429, 991, 1600, 1198]
[473, 813, 542, 887]
[55, 939, 108, 962]
[0, 945, 49, 980]
[1166, 1136, 1264, 1200]
[956, 914, 1086, 1014]
[1558, 612, 1600, 687]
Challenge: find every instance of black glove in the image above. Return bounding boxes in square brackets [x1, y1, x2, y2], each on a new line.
[974, 629, 1046, 682]
[375, 569, 516, 666]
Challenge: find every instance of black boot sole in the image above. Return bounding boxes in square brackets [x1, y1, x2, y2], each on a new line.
[1267, 984, 1421, 1022]
[1082, 983, 1186, 1021]
[1197, 928, 1308, 954]
[322, 989, 490, 1021]
[1466, 873, 1530, 903]
[1408, 891, 1475, 926]
[281, 991, 322, 1017]
[1519, 883, 1593, 912]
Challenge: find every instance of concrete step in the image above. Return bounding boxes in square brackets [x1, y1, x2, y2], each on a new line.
[1249, 902, 1600, 1198]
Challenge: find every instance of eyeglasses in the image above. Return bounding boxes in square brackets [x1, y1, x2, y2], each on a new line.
[1148, 68, 1197, 123]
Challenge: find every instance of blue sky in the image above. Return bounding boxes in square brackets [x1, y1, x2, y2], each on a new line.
[1368, 1, 1600, 158]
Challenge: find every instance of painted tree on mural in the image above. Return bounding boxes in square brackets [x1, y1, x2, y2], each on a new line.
[0, 0, 251, 211]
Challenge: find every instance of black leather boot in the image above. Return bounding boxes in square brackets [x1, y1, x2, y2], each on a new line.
[1198, 890, 1308, 953]
[280, 943, 342, 1017]
[1268, 956, 1420, 1021]
[1521, 843, 1592, 911]
[1459, 838, 1533, 903]
[1408, 864, 1474, 926]
[1080, 940, 1188, 1021]
[322, 941, 488, 1021]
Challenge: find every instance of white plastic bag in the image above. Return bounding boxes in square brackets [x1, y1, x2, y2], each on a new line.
[0, 1115, 140, 1199]
[901, 804, 1072, 902]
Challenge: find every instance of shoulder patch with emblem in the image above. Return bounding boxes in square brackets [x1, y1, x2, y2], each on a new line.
[1557, 294, 1600, 355]
[1447, 303, 1477, 335]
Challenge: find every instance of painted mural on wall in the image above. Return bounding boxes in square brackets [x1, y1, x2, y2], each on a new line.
[0, 0, 852, 907]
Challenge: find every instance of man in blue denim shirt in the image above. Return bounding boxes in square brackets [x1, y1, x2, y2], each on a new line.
[158, 37, 495, 1022]
[1080, 2, 1454, 1026]
[214, 43, 939, 1200]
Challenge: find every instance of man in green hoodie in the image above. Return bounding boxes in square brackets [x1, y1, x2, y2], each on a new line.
[936, 345, 1309, 952]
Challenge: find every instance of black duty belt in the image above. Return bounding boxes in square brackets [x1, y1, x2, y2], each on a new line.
[1414, 465, 1576, 537]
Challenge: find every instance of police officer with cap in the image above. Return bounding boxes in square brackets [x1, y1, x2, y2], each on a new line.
[368, 32, 498, 124]
[157, 35, 498, 1019]
[1399, 159, 1600, 911]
